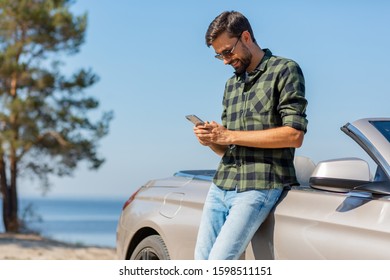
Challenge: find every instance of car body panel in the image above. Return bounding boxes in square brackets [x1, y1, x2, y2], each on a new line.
[117, 177, 209, 259]
[117, 118, 390, 259]
[268, 189, 390, 259]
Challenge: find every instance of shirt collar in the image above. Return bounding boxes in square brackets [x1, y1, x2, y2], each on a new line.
[235, 48, 273, 81]
[249, 48, 272, 75]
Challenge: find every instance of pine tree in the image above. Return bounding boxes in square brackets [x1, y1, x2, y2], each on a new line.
[0, 0, 112, 232]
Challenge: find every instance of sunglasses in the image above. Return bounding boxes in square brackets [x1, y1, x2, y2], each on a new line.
[214, 34, 242, 60]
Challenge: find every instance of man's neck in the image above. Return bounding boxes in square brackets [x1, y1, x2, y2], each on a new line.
[247, 47, 264, 73]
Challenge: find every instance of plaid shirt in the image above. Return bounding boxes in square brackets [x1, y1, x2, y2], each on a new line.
[213, 49, 308, 192]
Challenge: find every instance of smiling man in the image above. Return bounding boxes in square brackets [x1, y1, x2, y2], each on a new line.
[193, 11, 308, 260]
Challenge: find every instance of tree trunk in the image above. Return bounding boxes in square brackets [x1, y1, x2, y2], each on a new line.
[2, 73, 22, 232]
[9, 151, 19, 232]
[0, 153, 19, 232]
[0, 154, 10, 230]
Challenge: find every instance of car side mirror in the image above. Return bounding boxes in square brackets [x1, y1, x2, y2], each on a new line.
[309, 158, 371, 192]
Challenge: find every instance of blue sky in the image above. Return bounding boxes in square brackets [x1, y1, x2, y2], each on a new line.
[20, 0, 390, 198]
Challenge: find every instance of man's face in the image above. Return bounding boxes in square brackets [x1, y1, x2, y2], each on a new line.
[212, 32, 252, 74]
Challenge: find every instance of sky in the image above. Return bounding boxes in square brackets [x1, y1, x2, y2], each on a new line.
[19, 0, 390, 199]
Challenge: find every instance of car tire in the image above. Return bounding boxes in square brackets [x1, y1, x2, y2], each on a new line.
[130, 235, 170, 260]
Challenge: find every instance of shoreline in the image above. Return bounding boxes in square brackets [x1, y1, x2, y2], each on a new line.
[0, 233, 117, 260]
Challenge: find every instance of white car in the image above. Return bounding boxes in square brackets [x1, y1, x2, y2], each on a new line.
[116, 118, 390, 259]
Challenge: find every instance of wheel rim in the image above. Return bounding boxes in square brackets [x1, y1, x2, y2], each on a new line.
[134, 247, 160, 260]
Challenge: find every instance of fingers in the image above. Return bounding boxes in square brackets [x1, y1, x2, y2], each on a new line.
[192, 121, 223, 146]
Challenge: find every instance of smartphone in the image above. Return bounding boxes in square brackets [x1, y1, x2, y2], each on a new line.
[185, 115, 205, 126]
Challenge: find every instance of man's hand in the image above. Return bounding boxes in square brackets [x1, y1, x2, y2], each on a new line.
[208, 121, 232, 146]
[193, 121, 229, 156]
[194, 121, 233, 146]
[193, 121, 216, 146]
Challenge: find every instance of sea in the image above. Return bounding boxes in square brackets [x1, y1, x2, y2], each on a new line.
[0, 197, 126, 248]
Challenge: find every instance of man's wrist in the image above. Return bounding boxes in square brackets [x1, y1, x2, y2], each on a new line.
[227, 129, 237, 146]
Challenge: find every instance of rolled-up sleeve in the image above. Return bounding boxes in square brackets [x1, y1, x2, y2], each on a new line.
[277, 60, 308, 133]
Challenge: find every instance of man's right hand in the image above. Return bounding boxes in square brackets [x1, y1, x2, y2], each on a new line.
[193, 121, 214, 146]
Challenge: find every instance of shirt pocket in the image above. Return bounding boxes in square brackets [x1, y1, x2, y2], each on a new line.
[246, 87, 273, 115]
[244, 87, 276, 130]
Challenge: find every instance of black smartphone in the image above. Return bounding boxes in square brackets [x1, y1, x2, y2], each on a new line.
[185, 115, 205, 126]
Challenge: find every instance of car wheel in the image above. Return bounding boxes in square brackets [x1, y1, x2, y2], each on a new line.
[130, 235, 170, 260]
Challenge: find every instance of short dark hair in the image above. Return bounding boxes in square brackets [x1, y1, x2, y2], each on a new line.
[205, 11, 256, 47]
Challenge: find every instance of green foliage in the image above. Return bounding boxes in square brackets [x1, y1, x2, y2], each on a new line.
[0, 0, 112, 193]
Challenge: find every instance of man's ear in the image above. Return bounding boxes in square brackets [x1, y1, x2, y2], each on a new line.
[241, 30, 253, 44]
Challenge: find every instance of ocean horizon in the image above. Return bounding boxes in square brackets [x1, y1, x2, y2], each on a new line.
[0, 196, 126, 248]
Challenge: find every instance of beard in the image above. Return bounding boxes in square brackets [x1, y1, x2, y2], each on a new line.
[231, 45, 252, 75]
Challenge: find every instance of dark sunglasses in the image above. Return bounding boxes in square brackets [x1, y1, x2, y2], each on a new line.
[214, 34, 242, 60]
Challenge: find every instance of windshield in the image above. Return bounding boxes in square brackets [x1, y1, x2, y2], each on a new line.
[370, 121, 390, 142]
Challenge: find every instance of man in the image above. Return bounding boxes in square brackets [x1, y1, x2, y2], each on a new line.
[193, 11, 308, 260]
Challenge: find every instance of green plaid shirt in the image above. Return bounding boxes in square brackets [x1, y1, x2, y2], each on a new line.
[213, 49, 308, 192]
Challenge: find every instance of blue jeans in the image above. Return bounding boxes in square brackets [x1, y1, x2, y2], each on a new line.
[194, 183, 283, 260]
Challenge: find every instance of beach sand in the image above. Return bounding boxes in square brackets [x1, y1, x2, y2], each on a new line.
[0, 233, 117, 260]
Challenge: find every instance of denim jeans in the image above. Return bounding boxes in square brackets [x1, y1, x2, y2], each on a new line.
[194, 183, 283, 260]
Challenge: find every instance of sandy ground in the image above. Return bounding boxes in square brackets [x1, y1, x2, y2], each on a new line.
[0, 233, 117, 260]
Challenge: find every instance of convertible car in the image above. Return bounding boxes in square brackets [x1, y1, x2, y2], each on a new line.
[116, 118, 390, 259]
